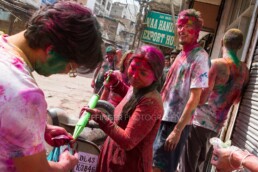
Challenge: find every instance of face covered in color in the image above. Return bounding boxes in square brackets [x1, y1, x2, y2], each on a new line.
[176, 16, 199, 45]
[127, 58, 156, 89]
[34, 50, 70, 76]
[105, 52, 116, 63]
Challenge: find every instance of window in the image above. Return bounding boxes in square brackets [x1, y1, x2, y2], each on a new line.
[102, 0, 106, 6]
[226, 0, 255, 59]
[107, 2, 111, 11]
[228, 0, 254, 26]
[228, 0, 241, 25]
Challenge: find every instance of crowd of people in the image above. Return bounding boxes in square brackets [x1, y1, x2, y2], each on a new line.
[0, 1, 256, 172]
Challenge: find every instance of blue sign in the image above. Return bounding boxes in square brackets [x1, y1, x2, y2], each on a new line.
[41, 0, 57, 4]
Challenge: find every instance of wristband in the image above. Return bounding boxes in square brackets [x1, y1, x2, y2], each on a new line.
[229, 148, 243, 170]
[240, 152, 253, 167]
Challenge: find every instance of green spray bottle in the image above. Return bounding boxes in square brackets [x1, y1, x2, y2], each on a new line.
[73, 70, 113, 139]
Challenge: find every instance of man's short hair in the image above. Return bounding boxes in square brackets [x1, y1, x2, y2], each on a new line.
[177, 9, 203, 32]
[170, 49, 180, 55]
[165, 55, 170, 60]
[24, 2, 103, 72]
[106, 46, 116, 54]
[223, 28, 243, 50]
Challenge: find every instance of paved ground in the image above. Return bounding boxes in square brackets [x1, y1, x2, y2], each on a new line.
[33, 72, 95, 119]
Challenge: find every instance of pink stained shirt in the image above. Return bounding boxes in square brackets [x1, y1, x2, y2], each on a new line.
[161, 47, 210, 123]
[0, 35, 47, 171]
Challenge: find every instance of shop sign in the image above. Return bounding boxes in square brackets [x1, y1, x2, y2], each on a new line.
[141, 10, 177, 48]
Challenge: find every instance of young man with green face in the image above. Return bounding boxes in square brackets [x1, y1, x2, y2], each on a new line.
[0, 2, 102, 171]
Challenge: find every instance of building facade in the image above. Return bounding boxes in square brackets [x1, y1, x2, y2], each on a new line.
[93, 0, 113, 16]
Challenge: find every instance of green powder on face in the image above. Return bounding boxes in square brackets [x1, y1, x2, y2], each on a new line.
[35, 50, 69, 76]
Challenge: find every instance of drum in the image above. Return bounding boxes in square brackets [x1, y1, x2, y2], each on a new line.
[72, 137, 100, 172]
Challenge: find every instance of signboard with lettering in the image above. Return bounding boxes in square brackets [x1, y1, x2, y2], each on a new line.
[141, 11, 177, 48]
[73, 152, 98, 172]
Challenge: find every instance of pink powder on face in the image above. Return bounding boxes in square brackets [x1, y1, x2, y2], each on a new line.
[187, 29, 196, 35]
[177, 16, 200, 33]
[177, 16, 196, 26]
[128, 58, 155, 88]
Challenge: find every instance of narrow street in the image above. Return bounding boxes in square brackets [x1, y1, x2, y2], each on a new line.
[33, 72, 95, 119]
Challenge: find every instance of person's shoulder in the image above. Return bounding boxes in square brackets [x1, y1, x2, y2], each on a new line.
[195, 47, 209, 56]
[208, 59, 228, 73]
[211, 58, 227, 65]
[192, 47, 209, 61]
[140, 90, 162, 106]
[138, 91, 164, 115]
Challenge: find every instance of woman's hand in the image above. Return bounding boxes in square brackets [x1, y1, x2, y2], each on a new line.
[211, 147, 242, 172]
[104, 70, 119, 88]
[79, 106, 103, 122]
[45, 124, 74, 147]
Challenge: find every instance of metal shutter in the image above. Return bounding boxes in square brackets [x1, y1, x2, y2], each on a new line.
[231, 45, 258, 156]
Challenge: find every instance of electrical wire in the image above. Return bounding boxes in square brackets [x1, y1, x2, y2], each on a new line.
[0, 5, 22, 21]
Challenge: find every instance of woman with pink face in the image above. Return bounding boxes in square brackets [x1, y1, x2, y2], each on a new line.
[81, 45, 165, 172]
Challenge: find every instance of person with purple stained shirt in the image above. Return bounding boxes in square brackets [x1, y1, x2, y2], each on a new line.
[0, 1, 103, 172]
[179, 28, 249, 172]
[152, 9, 210, 172]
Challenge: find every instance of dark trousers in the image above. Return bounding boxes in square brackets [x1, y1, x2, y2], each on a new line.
[178, 125, 218, 172]
[153, 121, 190, 172]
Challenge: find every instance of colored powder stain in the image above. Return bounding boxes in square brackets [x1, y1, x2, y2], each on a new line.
[191, 109, 195, 115]
[228, 50, 240, 67]
[177, 16, 196, 27]
[0, 85, 5, 96]
[12, 58, 24, 71]
[200, 72, 208, 78]
[191, 47, 201, 55]
[214, 85, 230, 104]
[199, 72, 208, 82]
[20, 89, 43, 105]
[215, 85, 227, 95]
[188, 29, 195, 35]
[188, 19, 194, 25]
[35, 50, 68, 76]
[201, 120, 206, 125]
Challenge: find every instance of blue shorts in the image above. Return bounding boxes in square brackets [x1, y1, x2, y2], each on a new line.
[153, 121, 190, 172]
